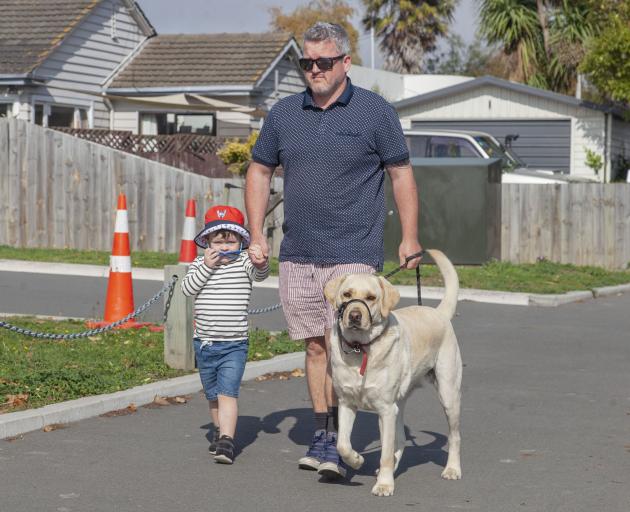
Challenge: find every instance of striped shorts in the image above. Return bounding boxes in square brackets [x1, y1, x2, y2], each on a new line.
[279, 261, 376, 340]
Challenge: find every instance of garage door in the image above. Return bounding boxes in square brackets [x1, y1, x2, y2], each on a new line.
[410, 119, 571, 172]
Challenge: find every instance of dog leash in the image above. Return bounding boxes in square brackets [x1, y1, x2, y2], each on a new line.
[383, 250, 426, 305]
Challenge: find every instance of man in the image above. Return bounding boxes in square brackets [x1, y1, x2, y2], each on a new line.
[246, 22, 422, 479]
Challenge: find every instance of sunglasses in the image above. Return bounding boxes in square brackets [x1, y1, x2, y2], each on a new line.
[298, 54, 345, 71]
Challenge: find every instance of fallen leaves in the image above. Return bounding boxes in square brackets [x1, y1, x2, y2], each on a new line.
[100, 403, 137, 417]
[143, 395, 189, 409]
[255, 368, 305, 381]
[1, 393, 29, 411]
[42, 423, 67, 432]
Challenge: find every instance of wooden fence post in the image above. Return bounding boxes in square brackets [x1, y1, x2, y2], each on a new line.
[163, 264, 195, 370]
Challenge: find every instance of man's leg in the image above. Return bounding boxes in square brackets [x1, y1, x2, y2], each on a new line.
[298, 335, 329, 470]
[305, 335, 328, 413]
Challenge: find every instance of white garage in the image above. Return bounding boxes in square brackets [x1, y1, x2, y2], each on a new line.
[393, 76, 630, 182]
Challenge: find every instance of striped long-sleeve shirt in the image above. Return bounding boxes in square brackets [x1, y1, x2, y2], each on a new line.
[180, 253, 269, 342]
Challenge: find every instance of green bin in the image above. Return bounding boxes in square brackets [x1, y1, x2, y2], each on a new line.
[384, 158, 502, 265]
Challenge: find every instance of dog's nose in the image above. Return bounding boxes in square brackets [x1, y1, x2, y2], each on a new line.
[349, 310, 362, 325]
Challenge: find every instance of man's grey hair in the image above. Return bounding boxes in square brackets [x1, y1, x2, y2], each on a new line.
[303, 22, 350, 55]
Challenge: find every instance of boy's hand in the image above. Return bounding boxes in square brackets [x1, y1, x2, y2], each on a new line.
[248, 243, 268, 269]
[203, 248, 220, 268]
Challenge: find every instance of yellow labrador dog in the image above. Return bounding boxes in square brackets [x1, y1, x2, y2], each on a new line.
[324, 249, 462, 497]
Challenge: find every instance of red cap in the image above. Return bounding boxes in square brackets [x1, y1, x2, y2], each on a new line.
[194, 205, 250, 249]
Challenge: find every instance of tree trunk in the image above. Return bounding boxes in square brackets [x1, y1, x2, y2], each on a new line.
[536, 0, 552, 58]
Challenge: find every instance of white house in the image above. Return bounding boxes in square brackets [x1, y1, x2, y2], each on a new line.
[349, 66, 630, 182]
[0, 0, 154, 129]
[104, 32, 305, 138]
[0, 0, 306, 138]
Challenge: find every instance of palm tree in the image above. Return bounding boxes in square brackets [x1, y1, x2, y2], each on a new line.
[362, 0, 457, 74]
[477, 0, 595, 93]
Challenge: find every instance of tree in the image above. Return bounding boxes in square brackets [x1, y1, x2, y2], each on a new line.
[579, 1, 630, 105]
[580, 19, 630, 105]
[362, 0, 457, 74]
[269, 0, 362, 65]
[423, 34, 505, 77]
[477, 0, 594, 93]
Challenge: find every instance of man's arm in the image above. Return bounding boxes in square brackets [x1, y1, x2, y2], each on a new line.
[245, 161, 274, 266]
[386, 159, 423, 268]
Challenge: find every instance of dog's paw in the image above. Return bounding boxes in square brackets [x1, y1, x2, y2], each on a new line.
[371, 482, 395, 497]
[441, 467, 462, 480]
[342, 451, 364, 470]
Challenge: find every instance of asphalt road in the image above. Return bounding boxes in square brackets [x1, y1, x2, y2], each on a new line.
[1, 293, 629, 511]
[0, 271, 428, 330]
[0, 271, 290, 330]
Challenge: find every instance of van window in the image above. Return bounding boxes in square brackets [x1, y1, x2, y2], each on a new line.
[405, 135, 429, 158]
[427, 136, 479, 158]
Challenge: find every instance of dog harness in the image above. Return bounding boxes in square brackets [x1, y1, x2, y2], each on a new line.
[336, 299, 375, 376]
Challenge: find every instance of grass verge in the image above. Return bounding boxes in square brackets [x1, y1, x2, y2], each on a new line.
[1, 245, 630, 294]
[0, 317, 301, 414]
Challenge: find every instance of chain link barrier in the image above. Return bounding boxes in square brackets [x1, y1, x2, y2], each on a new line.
[0, 274, 282, 341]
[0, 276, 179, 341]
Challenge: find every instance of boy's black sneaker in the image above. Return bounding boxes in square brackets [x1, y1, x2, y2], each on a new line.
[214, 435, 235, 464]
[208, 429, 220, 455]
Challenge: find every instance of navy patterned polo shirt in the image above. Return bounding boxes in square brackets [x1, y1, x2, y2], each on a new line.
[251, 78, 409, 270]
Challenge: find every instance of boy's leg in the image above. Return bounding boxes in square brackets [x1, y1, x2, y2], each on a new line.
[209, 400, 219, 426]
[208, 400, 220, 454]
[217, 395, 238, 438]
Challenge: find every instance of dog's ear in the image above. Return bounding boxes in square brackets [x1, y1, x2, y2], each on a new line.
[324, 275, 347, 306]
[378, 276, 400, 317]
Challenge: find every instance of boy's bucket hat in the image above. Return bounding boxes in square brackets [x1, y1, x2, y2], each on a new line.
[194, 205, 250, 248]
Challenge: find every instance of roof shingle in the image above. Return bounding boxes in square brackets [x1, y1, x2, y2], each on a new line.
[0, 0, 101, 75]
[109, 32, 296, 89]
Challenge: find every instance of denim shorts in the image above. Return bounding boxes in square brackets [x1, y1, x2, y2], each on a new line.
[193, 338, 249, 401]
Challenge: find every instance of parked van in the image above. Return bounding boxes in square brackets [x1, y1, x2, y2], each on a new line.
[403, 129, 584, 183]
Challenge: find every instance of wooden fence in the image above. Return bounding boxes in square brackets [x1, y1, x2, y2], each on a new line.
[501, 183, 630, 268]
[0, 119, 283, 254]
[2, 120, 630, 268]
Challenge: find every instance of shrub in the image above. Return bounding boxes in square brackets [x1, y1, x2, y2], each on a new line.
[217, 131, 259, 176]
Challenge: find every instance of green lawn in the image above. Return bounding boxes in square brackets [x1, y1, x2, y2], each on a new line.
[2, 245, 629, 294]
[0, 317, 300, 414]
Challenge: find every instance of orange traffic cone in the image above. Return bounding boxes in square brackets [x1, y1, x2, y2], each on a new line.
[179, 199, 197, 263]
[88, 194, 150, 329]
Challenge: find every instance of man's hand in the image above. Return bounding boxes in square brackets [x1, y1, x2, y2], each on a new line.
[248, 234, 269, 269]
[248, 242, 269, 269]
[203, 248, 220, 268]
[399, 239, 423, 269]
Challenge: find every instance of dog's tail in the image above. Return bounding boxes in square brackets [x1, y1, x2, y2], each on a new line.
[426, 249, 459, 320]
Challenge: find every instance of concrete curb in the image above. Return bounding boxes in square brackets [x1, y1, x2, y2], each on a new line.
[528, 291, 594, 307]
[0, 351, 305, 440]
[592, 283, 630, 298]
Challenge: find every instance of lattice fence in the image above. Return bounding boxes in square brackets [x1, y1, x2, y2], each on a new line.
[51, 128, 233, 177]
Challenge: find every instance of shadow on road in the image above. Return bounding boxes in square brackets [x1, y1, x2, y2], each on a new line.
[202, 408, 449, 479]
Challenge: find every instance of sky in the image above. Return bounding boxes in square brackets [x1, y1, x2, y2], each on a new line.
[135, 0, 479, 68]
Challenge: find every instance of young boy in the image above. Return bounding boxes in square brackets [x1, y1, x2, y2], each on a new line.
[181, 205, 269, 464]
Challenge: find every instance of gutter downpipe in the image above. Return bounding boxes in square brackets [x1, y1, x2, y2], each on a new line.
[102, 94, 114, 130]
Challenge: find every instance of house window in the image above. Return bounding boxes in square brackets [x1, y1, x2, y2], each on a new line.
[139, 113, 216, 135]
[48, 105, 75, 127]
[34, 104, 44, 125]
[175, 114, 215, 134]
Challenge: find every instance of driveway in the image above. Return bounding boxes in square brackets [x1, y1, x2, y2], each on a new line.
[1, 294, 628, 511]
